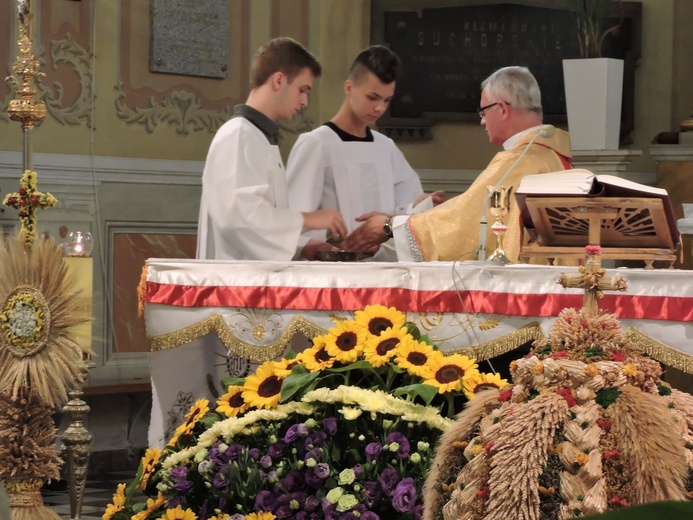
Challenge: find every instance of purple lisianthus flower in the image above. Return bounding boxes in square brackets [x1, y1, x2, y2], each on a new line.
[360, 512, 380, 520]
[212, 469, 231, 492]
[387, 432, 411, 459]
[321, 501, 339, 520]
[227, 443, 244, 460]
[322, 417, 338, 435]
[229, 515, 245, 520]
[170, 466, 193, 492]
[411, 503, 424, 520]
[280, 471, 305, 492]
[365, 442, 382, 462]
[167, 496, 184, 508]
[255, 490, 276, 511]
[269, 440, 287, 459]
[304, 495, 320, 512]
[353, 465, 362, 478]
[304, 447, 323, 463]
[284, 423, 309, 443]
[304, 467, 326, 489]
[305, 431, 327, 449]
[314, 463, 331, 479]
[364, 480, 382, 509]
[261, 455, 273, 468]
[392, 477, 417, 513]
[273, 495, 294, 519]
[248, 447, 260, 460]
[379, 467, 400, 496]
[209, 442, 230, 466]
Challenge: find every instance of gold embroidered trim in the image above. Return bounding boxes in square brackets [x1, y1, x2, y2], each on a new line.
[623, 327, 693, 374]
[443, 322, 544, 360]
[147, 313, 328, 362]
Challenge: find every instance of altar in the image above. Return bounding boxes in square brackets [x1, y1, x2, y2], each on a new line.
[142, 259, 693, 446]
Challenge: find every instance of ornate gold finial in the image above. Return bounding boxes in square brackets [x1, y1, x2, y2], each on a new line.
[557, 245, 628, 317]
[6, 0, 47, 128]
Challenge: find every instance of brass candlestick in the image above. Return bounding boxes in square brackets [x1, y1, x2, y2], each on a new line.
[487, 186, 512, 263]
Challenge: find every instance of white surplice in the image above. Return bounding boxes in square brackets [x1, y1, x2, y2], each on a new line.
[196, 117, 303, 261]
[286, 125, 425, 248]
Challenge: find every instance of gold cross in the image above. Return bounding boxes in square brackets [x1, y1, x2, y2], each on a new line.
[557, 246, 627, 317]
[3, 170, 57, 245]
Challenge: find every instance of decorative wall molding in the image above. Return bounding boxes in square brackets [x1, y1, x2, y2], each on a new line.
[114, 81, 233, 135]
[1, 35, 94, 126]
[0, 151, 203, 186]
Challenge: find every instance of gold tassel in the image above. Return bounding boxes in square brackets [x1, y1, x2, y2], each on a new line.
[137, 264, 149, 318]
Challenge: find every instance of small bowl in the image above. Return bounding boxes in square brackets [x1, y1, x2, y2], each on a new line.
[315, 250, 358, 262]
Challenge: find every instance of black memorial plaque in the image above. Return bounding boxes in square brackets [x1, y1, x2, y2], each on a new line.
[371, 1, 641, 139]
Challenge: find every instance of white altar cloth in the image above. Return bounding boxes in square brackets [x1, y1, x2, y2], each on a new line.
[143, 259, 693, 446]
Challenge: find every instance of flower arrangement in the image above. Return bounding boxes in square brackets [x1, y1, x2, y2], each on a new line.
[2, 170, 57, 245]
[571, 0, 624, 58]
[105, 305, 508, 520]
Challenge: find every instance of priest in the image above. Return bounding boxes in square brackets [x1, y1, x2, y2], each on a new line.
[344, 66, 572, 262]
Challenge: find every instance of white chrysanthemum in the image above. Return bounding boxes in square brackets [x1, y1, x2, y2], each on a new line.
[339, 407, 363, 420]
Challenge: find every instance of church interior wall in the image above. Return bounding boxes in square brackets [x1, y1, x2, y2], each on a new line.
[1, 0, 692, 454]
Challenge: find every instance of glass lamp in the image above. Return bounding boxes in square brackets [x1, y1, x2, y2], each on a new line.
[64, 231, 93, 257]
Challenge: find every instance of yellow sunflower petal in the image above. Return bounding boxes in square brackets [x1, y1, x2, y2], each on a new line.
[394, 340, 436, 378]
[424, 353, 479, 394]
[242, 361, 284, 409]
[363, 327, 414, 368]
[324, 321, 368, 364]
[160, 505, 198, 519]
[354, 304, 407, 338]
[302, 336, 336, 371]
[216, 385, 251, 417]
[463, 372, 509, 400]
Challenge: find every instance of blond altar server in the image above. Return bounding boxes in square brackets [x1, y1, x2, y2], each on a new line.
[286, 45, 443, 260]
[196, 38, 347, 261]
[344, 66, 572, 262]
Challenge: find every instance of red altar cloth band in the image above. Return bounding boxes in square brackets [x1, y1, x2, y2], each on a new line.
[145, 282, 692, 323]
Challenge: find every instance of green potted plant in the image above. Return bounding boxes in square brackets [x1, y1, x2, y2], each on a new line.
[563, 0, 626, 151]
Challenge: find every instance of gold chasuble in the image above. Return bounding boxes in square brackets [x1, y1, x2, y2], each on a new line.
[408, 126, 572, 262]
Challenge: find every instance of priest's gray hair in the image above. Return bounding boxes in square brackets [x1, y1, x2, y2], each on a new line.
[482, 66, 543, 117]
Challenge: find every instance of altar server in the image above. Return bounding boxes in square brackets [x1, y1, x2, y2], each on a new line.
[286, 45, 443, 260]
[344, 66, 572, 262]
[196, 37, 347, 261]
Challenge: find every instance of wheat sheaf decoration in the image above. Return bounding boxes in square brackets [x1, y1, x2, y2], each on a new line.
[0, 237, 92, 409]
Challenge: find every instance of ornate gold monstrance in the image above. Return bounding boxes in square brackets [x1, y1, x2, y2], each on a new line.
[1, 2, 93, 519]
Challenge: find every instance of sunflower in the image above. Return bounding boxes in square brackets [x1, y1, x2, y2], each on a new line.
[0, 237, 92, 408]
[324, 320, 368, 364]
[363, 326, 414, 367]
[245, 512, 277, 520]
[273, 356, 303, 378]
[138, 447, 162, 490]
[168, 398, 210, 446]
[301, 335, 336, 371]
[354, 304, 407, 337]
[462, 372, 509, 400]
[216, 385, 251, 417]
[242, 360, 285, 409]
[102, 482, 126, 520]
[160, 506, 198, 519]
[424, 352, 479, 394]
[132, 493, 167, 520]
[394, 340, 436, 378]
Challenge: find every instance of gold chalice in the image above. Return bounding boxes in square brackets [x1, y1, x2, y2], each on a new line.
[487, 185, 512, 263]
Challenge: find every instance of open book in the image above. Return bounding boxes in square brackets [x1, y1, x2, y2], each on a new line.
[515, 169, 680, 249]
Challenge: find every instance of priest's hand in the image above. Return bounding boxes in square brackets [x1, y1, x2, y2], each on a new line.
[343, 212, 389, 253]
[302, 209, 348, 245]
[415, 190, 445, 207]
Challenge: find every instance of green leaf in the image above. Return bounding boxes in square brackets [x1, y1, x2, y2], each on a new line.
[393, 383, 439, 405]
[595, 388, 621, 409]
[326, 360, 374, 373]
[280, 370, 321, 402]
[404, 321, 420, 340]
[221, 376, 246, 389]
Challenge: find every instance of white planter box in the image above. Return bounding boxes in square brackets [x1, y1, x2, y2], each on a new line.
[563, 58, 624, 151]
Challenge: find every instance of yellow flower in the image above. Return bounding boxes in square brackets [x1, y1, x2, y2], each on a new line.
[363, 326, 413, 367]
[533, 362, 545, 375]
[170, 398, 210, 445]
[138, 447, 161, 490]
[301, 336, 336, 371]
[574, 452, 589, 466]
[102, 483, 126, 520]
[354, 304, 407, 338]
[424, 352, 479, 394]
[339, 406, 363, 420]
[216, 385, 251, 417]
[131, 493, 167, 520]
[394, 340, 436, 378]
[622, 363, 639, 377]
[242, 361, 285, 409]
[463, 372, 509, 400]
[585, 364, 599, 377]
[161, 506, 198, 519]
[324, 320, 367, 364]
[273, 356, 303, 378]
[246, 512, 277, 520]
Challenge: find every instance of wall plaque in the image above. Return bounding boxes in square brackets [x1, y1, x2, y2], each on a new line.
[372, 1, 641, 140]
[150, 0, 229, 79]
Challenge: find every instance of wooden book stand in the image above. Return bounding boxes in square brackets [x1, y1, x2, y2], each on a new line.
[518, 196, 679, 269]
